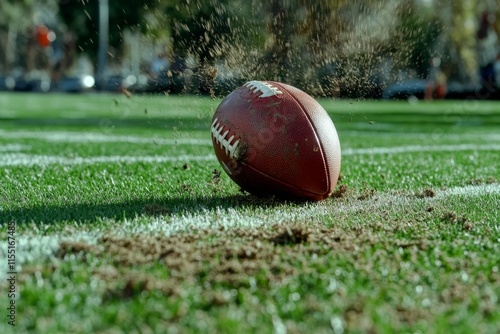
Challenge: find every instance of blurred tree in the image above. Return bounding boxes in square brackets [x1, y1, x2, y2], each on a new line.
[1, 1, 40, 71]
[166, 0, 231, 62]
[159, 0, 260, 94]
[2, 0, 496, 95]
[260, 0, 297, 83]
[435, 0, 479, 83]
[0, 0, 61, 72]
[58, 0, 159, 64]
[392, 1, 442, 78]
[0, 0, 48, 30]
[255, 0, 396, 96]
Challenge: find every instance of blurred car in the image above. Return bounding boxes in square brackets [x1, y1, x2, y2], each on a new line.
[92, 75, 124, 92]
[0, 75, 16, 91]
[123, 74, 149, 93]
[383, 79, 500, 100]
[56, 75, 95, 93]
[382, 79, 427, 100]
[495, 58, 500, 87]
[146, 72, 170, 93]
[12, 76, 51, 92]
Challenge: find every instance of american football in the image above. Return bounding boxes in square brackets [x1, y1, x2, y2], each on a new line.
[4, 2, 500, 332]
[211, 80, 341, 201]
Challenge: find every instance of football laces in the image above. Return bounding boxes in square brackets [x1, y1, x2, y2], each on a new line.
[244, 81, 283, 98]
[211, 118, 240, 159]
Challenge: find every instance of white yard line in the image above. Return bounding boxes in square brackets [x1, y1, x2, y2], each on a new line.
[0, 232, 100, 279]
[1, 183, 498, 276]
[0, 129, 211, 146]
[1, 143, 500, 167]
[342, 131, 500, 141]
[2, 129, 500, 146]
[435, 184, 500, 197]
[120, 183, 500, 237]
[0, 144, 30, 152]
[0, 153, 216, 167]
[342, 144, 500, 155]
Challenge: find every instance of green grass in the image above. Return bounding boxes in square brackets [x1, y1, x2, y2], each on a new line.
[0, 92, 499, 333]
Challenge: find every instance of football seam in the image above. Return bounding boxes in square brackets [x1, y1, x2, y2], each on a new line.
[210, 118, 240, 159]
[276, 83, 331, 195]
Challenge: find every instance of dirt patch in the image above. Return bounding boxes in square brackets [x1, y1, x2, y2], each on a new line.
[441, 211, 474, 231]
[102, 273, 182, 301]
[52, 214, 493, 329]
[179, 181, 195, 196]
[442, 211, 464, 224]
[231, 193, 285, 207]
[358, 188, 376, 200]
[19, 264, 58, 278]
[415, 188, 436, 198]
[58, 241, 96, 258]
[207, 168, 227, 194]
[395, 305, 429, 324]
[210, 168, 222, 185]
[462, 221, 474, 231]
[56, 223, 394, 296]
[331, 184, 348, 198]
[270, 225, 311, 245]
[44, 182, 499, 331]
[466, 176, 497, 185]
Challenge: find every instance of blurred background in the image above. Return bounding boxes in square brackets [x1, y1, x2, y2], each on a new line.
[0, 0, 499, 99]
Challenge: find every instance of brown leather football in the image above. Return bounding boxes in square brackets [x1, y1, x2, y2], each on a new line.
[211, 80, 341, 201]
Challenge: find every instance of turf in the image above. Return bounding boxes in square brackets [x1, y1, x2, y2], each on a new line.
[0, 92, 499, 333]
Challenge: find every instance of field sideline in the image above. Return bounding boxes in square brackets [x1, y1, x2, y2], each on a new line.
[0, 92, 499, 333]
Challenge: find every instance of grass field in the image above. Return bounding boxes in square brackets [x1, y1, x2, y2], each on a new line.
[0, 92, 499, 333]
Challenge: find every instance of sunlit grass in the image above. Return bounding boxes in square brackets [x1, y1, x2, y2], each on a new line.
[0, 93, 499, 333]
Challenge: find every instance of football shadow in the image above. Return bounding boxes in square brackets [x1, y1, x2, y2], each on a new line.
[1, 193, 291, 225]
